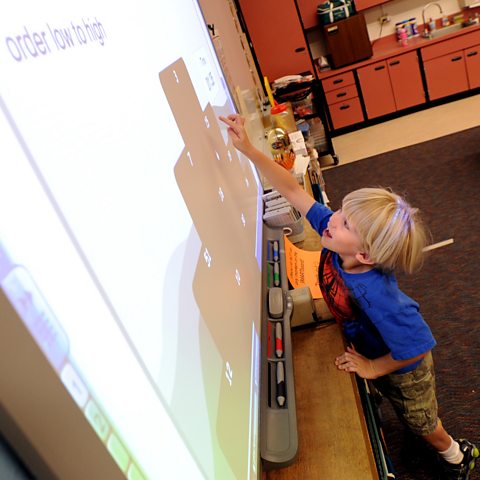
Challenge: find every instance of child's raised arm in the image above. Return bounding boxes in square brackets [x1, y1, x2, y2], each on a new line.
[219, 114, 315, 217]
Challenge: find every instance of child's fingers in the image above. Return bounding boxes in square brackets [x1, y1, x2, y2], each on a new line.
[219, 114, 243, 128]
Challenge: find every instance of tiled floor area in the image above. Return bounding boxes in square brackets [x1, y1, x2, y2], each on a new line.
[320, 93, 480, 168]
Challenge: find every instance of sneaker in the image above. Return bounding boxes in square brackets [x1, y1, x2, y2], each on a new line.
[439, 439, 480, 480]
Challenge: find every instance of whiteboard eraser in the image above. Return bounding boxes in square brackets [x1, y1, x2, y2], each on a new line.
[268, 287, 284, 318]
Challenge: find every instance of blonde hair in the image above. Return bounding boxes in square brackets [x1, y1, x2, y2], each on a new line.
[342, 187, 429, 274]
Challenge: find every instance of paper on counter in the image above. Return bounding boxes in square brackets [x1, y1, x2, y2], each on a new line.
[293, 154, 310, 175]
[284, 234, 322, 299]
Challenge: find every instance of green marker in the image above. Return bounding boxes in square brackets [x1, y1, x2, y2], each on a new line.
[274, 262, 280, 286]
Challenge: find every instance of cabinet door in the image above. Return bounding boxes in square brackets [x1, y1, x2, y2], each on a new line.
[465, 45, 480, 89]
[355, 0, 390, 11]
[237, 0, 313, 81]
[423, 51, 469, 101]
[357, 61, 396, 119]
[296, 0, 320, 29]
[387, 52, 425, 110]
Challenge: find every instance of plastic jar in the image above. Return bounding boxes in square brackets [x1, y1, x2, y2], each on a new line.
[270, 103, 297, 133]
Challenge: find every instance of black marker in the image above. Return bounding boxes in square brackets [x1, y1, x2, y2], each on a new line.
[276, 361, 286, 407]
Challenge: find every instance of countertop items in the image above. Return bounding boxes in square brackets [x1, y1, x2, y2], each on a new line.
[317, 22, 480, 79]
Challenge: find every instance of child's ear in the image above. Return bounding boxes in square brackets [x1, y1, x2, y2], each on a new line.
[355, 251, 375, 265]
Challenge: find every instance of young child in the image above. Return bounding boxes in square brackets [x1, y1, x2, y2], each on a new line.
[220, 113, 478, 480]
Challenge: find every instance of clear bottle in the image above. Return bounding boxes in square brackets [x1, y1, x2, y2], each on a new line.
[267, 127, 295, 170]
[267, 127, 290, 156]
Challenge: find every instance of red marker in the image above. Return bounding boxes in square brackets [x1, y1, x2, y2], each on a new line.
[275, 322, 283, 358]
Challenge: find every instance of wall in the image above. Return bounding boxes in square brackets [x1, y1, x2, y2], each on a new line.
[306, 0, 463, 62]
[198, 0, 263, 98]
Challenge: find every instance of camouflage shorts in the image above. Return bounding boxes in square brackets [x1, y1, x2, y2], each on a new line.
[373, 351, 438, 436]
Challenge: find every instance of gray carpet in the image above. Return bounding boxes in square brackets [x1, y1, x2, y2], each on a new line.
[323, 126, 480, 479]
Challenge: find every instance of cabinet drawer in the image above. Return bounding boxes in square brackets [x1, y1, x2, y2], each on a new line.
[322, 71, 355, 92]
[329, 97, 364, 129]
[325, 84, 358, 105]
[421, 29, 480, 61]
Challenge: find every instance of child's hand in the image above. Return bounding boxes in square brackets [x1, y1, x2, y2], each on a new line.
[219, 114, 253, 155]
[335, 345, 377, 379]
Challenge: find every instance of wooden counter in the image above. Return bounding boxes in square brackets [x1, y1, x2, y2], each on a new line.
[265, 323, 378, 480]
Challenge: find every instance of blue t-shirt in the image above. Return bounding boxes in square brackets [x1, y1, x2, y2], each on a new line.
[306, 202, 436, 374]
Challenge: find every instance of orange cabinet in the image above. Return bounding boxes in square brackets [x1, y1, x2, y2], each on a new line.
[387, 52, 426, 110]
[237, 0, 313, 81]
[465, 45, 480, 89]
[296, 0, 320, 29]
[357, 61, 395, 119]
[357, 51, 425, 119]
[354, 0, 390, 11]
[322, 71, 364, 129]
[423, 51, 469, 100]
[421, 29, 480, 100]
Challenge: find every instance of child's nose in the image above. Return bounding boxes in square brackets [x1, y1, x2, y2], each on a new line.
[330, 212, 339, 227]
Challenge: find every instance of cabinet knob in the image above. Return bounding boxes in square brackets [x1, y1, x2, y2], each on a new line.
[389, 60, 400, 66]
[336, 92, 347, 98]
[467, 51, 478, 57]
[451, 56, 463, 62]
[339, 104, 350, 110]
[295, 47, 306, 53]
[333, 79, 343, 85]
[374, 65, 385, 71]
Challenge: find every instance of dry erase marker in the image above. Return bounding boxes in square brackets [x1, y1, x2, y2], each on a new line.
[276, 361, 286, 407]
[273, 262, 280, 286]
[267, 321, 272, 358]
[267, 263, 273, 287]
[275, 322, 283, 357]
[273, 240, 279, 261]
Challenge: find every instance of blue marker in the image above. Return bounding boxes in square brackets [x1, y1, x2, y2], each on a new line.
[273, 240, 279, 262]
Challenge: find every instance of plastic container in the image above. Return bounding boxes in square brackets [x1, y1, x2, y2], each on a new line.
[270, 103, 297, 133]
[404, 19, 414, 37]
[395, 20, 408, 41]
[399, 27, 408, 47]
[410, 18, 419, 36]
